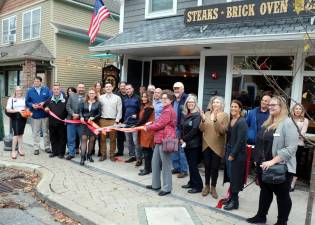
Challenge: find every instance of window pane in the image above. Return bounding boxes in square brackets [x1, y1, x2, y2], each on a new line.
[23, 26, 31, 40]
[9, 17, 16, 30]
[305, 56, 315, 71]
[302, 77, 315, 133]
[3, 19, 8, 32]
[232, 75, 292, 109]
[233, 56, 294, 71]
[151, 0, 173, 12]
[8, 71, 18, 97]
[23, 12, 31, 26]
[32, 9, 40, 24]
[32, 24, 40, 38]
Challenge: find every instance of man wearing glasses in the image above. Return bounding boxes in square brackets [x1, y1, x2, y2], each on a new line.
[246, 94, 271, 145]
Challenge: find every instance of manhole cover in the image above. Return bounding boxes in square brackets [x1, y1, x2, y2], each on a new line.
[0, 171, 27, 193]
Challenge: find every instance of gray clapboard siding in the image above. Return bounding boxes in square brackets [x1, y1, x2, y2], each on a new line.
[203, 0, 227, 5]
[202, 56, 227, 110]
[124, 0, 198, 29]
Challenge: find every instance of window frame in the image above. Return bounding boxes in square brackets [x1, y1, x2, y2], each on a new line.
[22, 7, 41, 41]
[145, 0, 177, 19]
[2, 15, 17, 44]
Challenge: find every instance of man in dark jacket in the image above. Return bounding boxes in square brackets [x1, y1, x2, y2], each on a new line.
[124, 84, 141, 163]
[66, 83, 85, 160]
[44, 82, 67, 158]
[25, 76, 52, 155]
[115, 81, 128, 157]
[172, 82, 189, 178]
[246, 95, 271, 145]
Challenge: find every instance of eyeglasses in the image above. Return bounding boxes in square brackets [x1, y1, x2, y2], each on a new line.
[187, 101, 195, 104]
[268, 104, 279, 107]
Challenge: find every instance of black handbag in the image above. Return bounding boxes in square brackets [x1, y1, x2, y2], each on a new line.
[261, 163, 287, 184]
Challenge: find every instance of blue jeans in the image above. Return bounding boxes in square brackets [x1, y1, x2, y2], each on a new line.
[171, 146, 188, 173]
[125, 132, 142, 159]
[67, 123, 82, 156]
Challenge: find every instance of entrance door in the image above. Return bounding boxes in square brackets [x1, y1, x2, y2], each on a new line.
[0, 74, 4, 98]
[151, 59, 199, 95]
[127, 59, 143, 93]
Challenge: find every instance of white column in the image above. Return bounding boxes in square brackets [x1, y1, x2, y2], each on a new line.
[197, 51, 205, 108]
[224, 54, 233, 113]
[290, 47, 304, 107]
[121, 55, 128, 81]
[119, 0, 124, 33]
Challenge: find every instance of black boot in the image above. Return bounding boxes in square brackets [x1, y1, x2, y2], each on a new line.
[223, 199, 239, 211]
[87, 154, 94, 162]
[246, 215, 267, 224]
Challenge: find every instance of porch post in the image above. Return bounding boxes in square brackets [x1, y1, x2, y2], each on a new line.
[224, 54, 233, 113]
[291, 46, 304, 107]
[198, 51, 205, 109]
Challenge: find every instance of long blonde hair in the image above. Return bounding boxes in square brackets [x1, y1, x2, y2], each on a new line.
[263, 96, 288, 130]
[183, 94, 199, 115]
[11, 86, 23, 98]
[291, 103, 305, 122]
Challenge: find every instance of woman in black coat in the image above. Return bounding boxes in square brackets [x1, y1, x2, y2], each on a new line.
[180, 95, 203, 194]
[79, 89, 102, 165]
[223, 99, 248, 210]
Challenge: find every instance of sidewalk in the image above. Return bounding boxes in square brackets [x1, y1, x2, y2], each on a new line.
[1, 115, 314, 225]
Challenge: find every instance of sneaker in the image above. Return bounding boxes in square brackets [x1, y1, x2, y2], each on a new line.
[135, 160, 142, 167]
[34, 150, 40, 155]
[177, 172, 188, 178]
[125, 156, 136, 163]
[114, 152, 123, 157]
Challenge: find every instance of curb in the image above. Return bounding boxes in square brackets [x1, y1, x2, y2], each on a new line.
[0, 160, 102, 225]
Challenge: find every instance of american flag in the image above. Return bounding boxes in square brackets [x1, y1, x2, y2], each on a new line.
[88, 0, 110, 44]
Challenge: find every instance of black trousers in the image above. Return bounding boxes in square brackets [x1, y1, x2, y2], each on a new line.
[203, 147, 221, 187]
[116, 131, 125, 154]
[256, 172, 293, 224]
[49, 124, 67, 156]
[184, 147, 203, 191]
[143, 147, 153, 172]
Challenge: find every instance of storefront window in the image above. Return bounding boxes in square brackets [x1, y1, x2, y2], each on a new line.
[152, 59, 199, 94]
[151, 0, 173, 12]
[232, 75, 292, 110]
[233, 56, 294, 71]
[8, 71, 18, 97]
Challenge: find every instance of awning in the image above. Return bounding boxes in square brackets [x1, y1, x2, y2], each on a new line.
[82, 53, 118, 59]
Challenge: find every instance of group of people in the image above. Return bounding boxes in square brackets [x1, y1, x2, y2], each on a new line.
[5, 76, 308, 225]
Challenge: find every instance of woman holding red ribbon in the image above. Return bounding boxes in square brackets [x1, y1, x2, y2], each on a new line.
[6, 86, 28, 159]
[137, 91, 155, 176]
[79, 89, 102, 165]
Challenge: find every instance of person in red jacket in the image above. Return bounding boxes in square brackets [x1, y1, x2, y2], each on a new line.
[145, 90, 177, 196]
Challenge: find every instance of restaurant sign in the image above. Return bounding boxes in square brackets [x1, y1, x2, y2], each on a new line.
[184, 0, 314, 26]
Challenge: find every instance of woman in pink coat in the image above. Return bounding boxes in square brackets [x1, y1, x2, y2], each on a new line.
[145, 90, 177, 196]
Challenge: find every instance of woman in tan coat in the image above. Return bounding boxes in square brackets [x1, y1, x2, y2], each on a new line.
[199, 96, 229, 198]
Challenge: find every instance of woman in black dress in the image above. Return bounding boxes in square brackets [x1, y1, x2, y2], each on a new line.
[79, 89, 102, 165]
[6, 86, 27, 159]
[224, 99, 248, 211]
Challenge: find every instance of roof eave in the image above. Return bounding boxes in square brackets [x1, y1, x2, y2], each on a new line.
[91, 32, 315, 52]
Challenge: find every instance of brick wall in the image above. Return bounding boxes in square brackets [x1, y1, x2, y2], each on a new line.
[0, 0, 38, 14]
[22, 60, 36, 90]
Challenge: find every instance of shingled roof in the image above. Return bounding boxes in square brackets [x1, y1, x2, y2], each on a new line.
[94, 15, 315, 51]
[0, 40, 53, 63]
[73, 0, 120, 14]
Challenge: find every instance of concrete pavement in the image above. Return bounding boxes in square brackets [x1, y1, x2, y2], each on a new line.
[1, 115, 314, 225]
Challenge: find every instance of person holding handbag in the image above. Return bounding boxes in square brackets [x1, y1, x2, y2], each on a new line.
[247, 96, 298, 225]
[6, 86, 27, 159]
[180, 94, 203, 194]
[145, 90, 177, 196]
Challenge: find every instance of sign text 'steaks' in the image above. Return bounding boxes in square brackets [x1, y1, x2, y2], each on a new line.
[184, 0, 315, 26]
